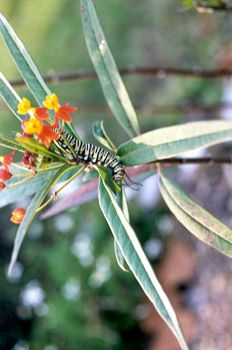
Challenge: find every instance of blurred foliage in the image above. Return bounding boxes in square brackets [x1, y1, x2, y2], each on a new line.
[0, 0, 231, 348]
[0, 199, 166, 349]
[182, 0, 231, 10]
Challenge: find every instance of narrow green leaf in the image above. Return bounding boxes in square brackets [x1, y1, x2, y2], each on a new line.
[0, 170, 57, 208]
[0, 13, 78, 138]
[159, 173, 232, 258]
[117, 121, 232, 166]
[80, 0, 140, 138]
[17, 136, 66, 162]
[0, 131, 25, 152]
[0, 73, 22, 121]
[114, 189, 129, 271]
[0, 13, 50, 103]
[8, 165, 75, 275]
[92, 121, 116, 151]
[98, 177, 188, 350]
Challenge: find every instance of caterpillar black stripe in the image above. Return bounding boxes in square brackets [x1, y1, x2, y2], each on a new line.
[54, 130, 125, 184]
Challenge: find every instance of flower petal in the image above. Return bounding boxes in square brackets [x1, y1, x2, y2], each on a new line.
[0, 182, 5, 190]
[0, 168, 12, 181]
[55, 104, 77, 122]
[3, 150, 15, 170]
[34, 107, 49, 120]
[43, 93, 59, 111]
[37, 125, 59, 148]
[24, 116, 43, 135]
[17, 98, 32, 114]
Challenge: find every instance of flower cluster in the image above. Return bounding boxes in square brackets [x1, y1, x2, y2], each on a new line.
[1, 93, 77, 225]
[0, 150, 25, 224]
[18, 93, 77, 148]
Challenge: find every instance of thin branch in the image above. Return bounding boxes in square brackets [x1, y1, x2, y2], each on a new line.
[151, 157, 232, 166]
[41, 156, 231, 218]
[77, 101, 232, 116]
[8, 66, 232, 87]
[1, 100, 230, 116]
[127, 157, 232, 175]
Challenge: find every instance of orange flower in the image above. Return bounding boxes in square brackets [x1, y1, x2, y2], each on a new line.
[55, 104, 77, 122]
[44, 93, 77, 123]
[0, 168, 12, 181]
[10, 208, 26, 224]
[33, 107, 49, 120]
[37, 124, 59, 148]
[0, 182, 5, 190]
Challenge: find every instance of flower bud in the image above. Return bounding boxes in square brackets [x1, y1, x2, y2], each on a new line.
[10, 208, 26, 224]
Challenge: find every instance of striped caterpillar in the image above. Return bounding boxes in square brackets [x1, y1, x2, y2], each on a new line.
[54, 130, 125, 184]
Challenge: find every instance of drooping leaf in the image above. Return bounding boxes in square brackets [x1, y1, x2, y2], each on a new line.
[8, 165, 76, 275]
[0, 13, 78, 138]
[98, 177, 189, 350]
[159, 173, 232, 258]
[117, 120, 232, 166]
[92, 120, 116, 151]
[80, 0, 140, 138]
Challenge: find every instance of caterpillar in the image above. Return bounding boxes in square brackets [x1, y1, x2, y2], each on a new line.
[53, 129, 125, 184]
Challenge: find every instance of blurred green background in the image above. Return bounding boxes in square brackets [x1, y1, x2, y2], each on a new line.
[0, 0, 231, 349]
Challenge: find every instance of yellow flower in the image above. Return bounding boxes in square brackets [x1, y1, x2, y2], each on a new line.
[24, 116, 43, 135]
[17, 98, 32, 114]
[43, 93, 59, 111]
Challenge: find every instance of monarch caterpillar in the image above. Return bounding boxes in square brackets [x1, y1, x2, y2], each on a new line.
[53, 129, 125, 184]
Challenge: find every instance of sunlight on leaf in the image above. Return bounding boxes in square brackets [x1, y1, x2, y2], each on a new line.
[118, 120, 232, 166]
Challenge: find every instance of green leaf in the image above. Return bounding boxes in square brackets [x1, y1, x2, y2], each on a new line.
[0, 73, 22, 121]
[0, 13, 50, 103]
[114, 189, 129, 271]
[181, 0, 194, 8]
[0, 170, 57, 208]
[17, 136, 66, 162]
[8, 165, 75, 275]
[0, 131, 25, 152]
[159, 173, 232, 258]
[80, 0, 140, 138]
[98, 177, 189, 350]
[0, 13, 78, 139]
[117, 120, 232, 166]
[92, 121, 116, 151]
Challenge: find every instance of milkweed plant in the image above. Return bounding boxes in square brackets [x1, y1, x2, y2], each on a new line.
[1, 1, 232, 349]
